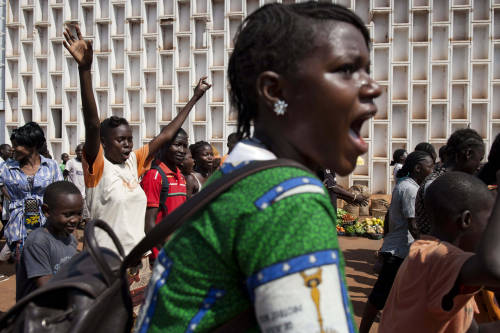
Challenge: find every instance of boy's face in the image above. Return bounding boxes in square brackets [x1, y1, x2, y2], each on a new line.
[164, 134, 188, 167]
[75, 145, 84, 161]
[44, 193, 83, 236]
[459, 198, 494, 253]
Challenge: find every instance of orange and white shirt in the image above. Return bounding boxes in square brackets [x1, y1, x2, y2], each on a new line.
[83, 145, 151, 255]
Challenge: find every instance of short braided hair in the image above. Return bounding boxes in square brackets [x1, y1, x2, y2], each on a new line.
[228, 2, 370, 138]
[100, 116, 129, 139]
[396, 151, 431, 178]
[446, 128, 484, 161]
[189, 141, 212, 161]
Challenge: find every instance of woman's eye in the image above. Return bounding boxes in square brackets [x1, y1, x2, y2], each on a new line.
[337, 64, 356, 75]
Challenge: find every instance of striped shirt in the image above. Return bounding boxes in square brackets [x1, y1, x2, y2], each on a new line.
[141, 161, 187, 219]
[0, 155, 62, 244]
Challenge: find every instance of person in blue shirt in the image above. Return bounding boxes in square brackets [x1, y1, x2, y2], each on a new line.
[0, 122, 62, 264]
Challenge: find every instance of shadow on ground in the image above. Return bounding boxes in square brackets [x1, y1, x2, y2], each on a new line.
[342, 247, 380, 318]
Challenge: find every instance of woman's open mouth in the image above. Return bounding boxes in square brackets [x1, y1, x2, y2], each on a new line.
[348, 109, 376, 154]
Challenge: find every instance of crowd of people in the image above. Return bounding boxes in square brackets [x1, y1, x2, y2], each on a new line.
[1, 1, 500, 332]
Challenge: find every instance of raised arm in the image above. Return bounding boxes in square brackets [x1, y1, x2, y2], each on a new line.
[63, 25, 100, 167]
[147, 77, 211, 161]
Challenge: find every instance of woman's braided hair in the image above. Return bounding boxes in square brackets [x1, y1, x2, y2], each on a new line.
[396, 151, 431, 179]
[227, 2, 370, 138]
[100, 116, 129, 139]
[189, 141, 212, 162]
[446, 128, 484, 162]
[478, 133, 500, 184]
[415, 142, 437, 162]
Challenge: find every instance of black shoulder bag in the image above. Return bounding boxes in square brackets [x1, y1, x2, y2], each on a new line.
[0, 159, 309, 333]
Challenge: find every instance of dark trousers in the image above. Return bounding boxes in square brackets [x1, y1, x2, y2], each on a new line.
[368, 253, 404, 310]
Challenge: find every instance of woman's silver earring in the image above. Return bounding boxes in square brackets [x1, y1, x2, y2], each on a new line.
[273, 100, 288, 116]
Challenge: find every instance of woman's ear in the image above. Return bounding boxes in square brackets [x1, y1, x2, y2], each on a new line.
[464, 148, 472, 161]
[414, 163, 422, 175]
[256, 71, 283, 111]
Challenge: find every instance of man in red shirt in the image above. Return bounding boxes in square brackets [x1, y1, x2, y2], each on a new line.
[141, 128, 188, 259]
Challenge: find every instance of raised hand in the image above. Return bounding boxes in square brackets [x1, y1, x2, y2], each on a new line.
[63, 25, 93, 70]
[194, 76, 212, 98]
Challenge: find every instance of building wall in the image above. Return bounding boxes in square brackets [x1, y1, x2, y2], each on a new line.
[0, 0, 5, 143]
[3, 0, 498, 194]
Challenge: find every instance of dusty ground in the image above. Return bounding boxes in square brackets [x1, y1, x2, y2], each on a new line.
[0, 235, 382, 332]
[340, 236, 382, 333]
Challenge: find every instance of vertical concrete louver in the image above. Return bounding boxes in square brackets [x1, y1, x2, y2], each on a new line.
[3, 0, 498, 194]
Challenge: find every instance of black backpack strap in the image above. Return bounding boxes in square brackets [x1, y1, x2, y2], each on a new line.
[122, 158, 310, 270]
[151, 165, 169, 213]
[122, 158, 311, 332]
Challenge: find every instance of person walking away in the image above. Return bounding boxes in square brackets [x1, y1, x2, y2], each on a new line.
[415, 129, 484, 236]
[379, 172, 500, 332]
[135, 2, 381, 331]
[359, 151, 434, 333]
[16, 181, 82, 300]
[415, 142, 437, 163]
[478, 133, 500, 188]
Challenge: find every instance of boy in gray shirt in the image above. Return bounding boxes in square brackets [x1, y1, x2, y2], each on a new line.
[16, 181, 83, 300]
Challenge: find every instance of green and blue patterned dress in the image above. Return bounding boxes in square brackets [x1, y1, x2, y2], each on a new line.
[135, 140, 356, 333]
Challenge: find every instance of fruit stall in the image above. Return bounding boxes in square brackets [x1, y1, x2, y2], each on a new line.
[336, 208, 385, 240]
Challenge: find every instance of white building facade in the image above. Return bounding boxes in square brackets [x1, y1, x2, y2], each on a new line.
[3, 0, 498, 194]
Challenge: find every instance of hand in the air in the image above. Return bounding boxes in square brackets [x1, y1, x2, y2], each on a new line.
[63, 25, 93, 70]
[194, 76, 212, 98]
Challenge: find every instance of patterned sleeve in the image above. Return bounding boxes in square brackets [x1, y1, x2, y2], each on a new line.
[238, 192, 355, 333]
[0, 163, 5, 186]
